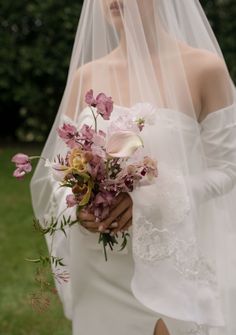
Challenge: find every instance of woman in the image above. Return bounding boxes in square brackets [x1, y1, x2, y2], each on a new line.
[31, 1, 236, 334]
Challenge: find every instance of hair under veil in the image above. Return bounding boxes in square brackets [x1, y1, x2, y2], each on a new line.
[30, 0, 236, 333]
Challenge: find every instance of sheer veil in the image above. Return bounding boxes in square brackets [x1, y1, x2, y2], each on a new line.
[30, 1, 236, 333]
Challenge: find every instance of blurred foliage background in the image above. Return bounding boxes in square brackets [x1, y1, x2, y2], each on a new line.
[0, 0, 235, 143]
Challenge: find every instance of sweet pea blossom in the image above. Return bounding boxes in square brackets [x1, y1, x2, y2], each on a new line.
[57, 123, 78, 149]
[89, 190, 114, 220]
[106, 131, 144, 158]
[85, 89, 113, 120]
[12, 153, 30, 165]
[11, 153, 32, 180]
[66, 194, 77, 208]
[80, 124, 95, 141]
[90, 130, 107, 158]
[85, 89, 97, 106]
[96, 93, 113, 120]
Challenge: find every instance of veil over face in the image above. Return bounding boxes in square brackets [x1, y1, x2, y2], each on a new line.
[30, 1, 236, 333]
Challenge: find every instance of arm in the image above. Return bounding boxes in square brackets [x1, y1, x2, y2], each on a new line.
[188, 54, 236, 204]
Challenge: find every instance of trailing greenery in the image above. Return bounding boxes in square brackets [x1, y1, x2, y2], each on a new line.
[0, 145, 71, 334]
[0, 0, 235, 142]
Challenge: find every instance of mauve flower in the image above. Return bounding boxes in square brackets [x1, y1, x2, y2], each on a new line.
[12, 153, 32, 179]
[96, 93, 113, 120]
[90, 130, 106, 158]
[91, 191, 114, 220]
[13, 168, 27, 180]
[92, 130, 106, 147]
[57, 123, 78, 149]
[12, 153, 30, 165]
[106, 130, 144, 158]
[91, 144, 106, 159]
[86, 156, 101, 178]
[66, 194, 77, 208]
[85, 89, 113, 120]
[80, 124, 94, 141]
[85, 89, 97, 106]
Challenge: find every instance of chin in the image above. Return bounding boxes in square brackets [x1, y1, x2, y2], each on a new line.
[100, 1, 124, 32]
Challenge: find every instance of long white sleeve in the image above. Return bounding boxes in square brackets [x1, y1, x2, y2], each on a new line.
[188, 104, 236, 204]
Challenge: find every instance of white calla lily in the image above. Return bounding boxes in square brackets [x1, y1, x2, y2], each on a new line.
[106, 130, 144, 158]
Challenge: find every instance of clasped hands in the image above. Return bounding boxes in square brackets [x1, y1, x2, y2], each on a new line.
[77, 192, 133, 235]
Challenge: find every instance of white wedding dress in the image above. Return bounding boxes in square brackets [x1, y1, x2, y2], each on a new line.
[54, 103, 236, 335]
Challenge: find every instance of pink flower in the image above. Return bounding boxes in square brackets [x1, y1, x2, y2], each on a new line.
[91, 130, 106, 158]
[12, 153, 30, 165]
[106, 131, 144, 158]
[57, 123, 78, 149]
[86, 155, 105, 179]
[89, 191, 114, 220]
[91, 144, 106, 159]
[66, 194, 77, 208]
[85, 89, 113, 120]
[80, 124, 94, 141]
[85, 89, 97, 106]
[11, 153, 32, 180]
[92, 130, 106, 147]
[13, 168, 28, 179]
[96, 93, 113, 120]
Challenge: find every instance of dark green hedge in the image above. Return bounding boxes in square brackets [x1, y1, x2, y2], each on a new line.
[0, 1, 82, 142]
[1, 0, 235, 142]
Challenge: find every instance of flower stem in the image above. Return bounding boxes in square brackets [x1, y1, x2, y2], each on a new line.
[102, 236, 108, 262]
[89, 106, 98, 133]
[29, 156, 46, 161]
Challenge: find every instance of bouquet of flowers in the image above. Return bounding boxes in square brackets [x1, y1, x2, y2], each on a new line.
[12, 90, 158, 264]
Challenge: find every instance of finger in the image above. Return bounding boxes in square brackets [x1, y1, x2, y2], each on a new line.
[110, 193, 125, 210]
[111, 219, 132, 235]
[81, 221, 100, 229]
[110, 222, 119, 228]
[99, 197, 132, 231]
[81, 220, 118, 229]
[120, 219, 132, 232]
[111, 208, 132, 234]
[81, 220, 118, 230]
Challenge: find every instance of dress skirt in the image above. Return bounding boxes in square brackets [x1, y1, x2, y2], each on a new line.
[69, 223, 211, 335]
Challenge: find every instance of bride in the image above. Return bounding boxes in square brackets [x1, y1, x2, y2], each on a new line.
[31, 1, 236, 334]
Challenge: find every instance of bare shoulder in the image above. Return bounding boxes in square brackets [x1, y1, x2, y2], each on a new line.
[180, 44, 232, 116]
[194, 49, 228, 81]
[192, 48, 232, 115]
[74, 52, 115, 82]
[180, 43, 227, 79]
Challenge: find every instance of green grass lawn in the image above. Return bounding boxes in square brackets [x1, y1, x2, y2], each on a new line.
[0, 145, 71, 335]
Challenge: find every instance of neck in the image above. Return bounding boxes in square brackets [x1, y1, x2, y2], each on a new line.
[117, 15, 157, 57]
